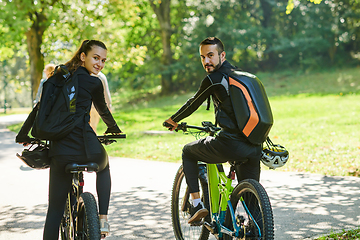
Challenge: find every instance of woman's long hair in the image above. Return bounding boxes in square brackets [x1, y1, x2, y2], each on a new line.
[65, 40, 107, 74]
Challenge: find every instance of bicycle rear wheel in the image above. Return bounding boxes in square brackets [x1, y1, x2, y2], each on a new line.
[223, 179, 274, 240]
[60, 194, 75, 240]
[76, 192, 101, 240]
[171, 165, 210, 240]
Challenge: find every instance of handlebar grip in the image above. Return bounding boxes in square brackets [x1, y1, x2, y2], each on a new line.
[163, 122, 174, 128]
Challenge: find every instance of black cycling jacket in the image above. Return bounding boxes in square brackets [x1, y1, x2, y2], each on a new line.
[49, 66, 121, 157]
[171, 60, 247, 141]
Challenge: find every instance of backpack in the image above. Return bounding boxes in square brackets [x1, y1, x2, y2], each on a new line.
[29, 65, 86, 141]
[225, 70, 273, 145]
[15, 65, 84, 142]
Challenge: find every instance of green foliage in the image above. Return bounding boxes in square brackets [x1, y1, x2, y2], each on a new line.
[279, 0, 359, 69]
[42, 0, 134, 67]
[105, 0, 193, 92]
[1, 0, 360, 106]
[0, 57, 31, 108]
[287, 0, 323, 14]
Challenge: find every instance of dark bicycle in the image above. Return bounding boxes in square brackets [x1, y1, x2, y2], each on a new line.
[60, 134, 126, 240]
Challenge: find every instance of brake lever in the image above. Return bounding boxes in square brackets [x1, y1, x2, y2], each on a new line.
[104, 139, 116, 145]
[176, 122, 187, 132]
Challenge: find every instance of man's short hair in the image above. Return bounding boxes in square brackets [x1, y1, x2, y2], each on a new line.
[200, 37, 225, 53]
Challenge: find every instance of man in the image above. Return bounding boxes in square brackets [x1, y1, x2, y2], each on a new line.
[163, 37, 262, 224]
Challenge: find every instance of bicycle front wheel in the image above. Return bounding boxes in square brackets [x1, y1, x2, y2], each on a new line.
[76, 192, 101, 240]
[171, 165, 210, 240]
[223, 179, 274, 240]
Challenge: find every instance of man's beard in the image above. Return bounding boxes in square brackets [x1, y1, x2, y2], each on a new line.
[205, 61, 222, 73]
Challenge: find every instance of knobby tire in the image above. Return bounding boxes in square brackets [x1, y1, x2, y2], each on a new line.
[223, 179, 274, 240]
[77, 192, 101, 240]
[171, 165, 210, 240]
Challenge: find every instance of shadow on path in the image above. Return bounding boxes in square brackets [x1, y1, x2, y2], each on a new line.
[0, 204, 47, 233]
[0, 170, 359, 239]
[107, 187, 174, 239]
[263, 172, 360, 239]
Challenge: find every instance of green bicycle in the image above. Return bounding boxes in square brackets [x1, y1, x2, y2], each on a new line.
[171, 121, 283, 240]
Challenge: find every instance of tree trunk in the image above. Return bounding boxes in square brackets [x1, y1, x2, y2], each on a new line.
[149, 0, 173, 95]
[259, 0, 277, 69]
[25, 11, 47, 102]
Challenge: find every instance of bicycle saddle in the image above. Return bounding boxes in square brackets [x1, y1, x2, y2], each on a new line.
[65, 162, 99, 173]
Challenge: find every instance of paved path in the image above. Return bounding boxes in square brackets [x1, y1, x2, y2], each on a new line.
[0, 114, 359, 239]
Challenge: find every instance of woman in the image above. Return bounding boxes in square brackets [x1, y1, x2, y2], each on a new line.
[42, 40, 121, 239]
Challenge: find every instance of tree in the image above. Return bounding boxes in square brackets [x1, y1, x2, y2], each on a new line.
[109, 0, 190, 94]
[287, 0, 322, 13]
[0, 0, 59, 101]
[0, 0, 110, 102]
[149, 0, 173, 95]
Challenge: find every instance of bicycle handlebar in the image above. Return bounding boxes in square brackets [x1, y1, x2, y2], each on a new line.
[27, 138, 45, 146]
[97, 134, 126, 139]
[97, 134, 126, 145]
[26, 134, 126, 146]
[164, 121, 221, 135]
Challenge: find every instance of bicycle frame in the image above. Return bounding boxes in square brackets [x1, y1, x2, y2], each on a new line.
[62, 171, 84, 237]
[207, 163, 268, 240]
[206, 163, 238, 238]
[63, 162, 102, 238]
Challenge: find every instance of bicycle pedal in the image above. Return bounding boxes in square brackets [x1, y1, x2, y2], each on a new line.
[190, 220, 203, 226]
[203, 221, 216, 234]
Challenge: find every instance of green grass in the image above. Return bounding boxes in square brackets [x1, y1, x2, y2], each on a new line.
[0, 108, 31, 115]
[315, 228, 360, 239]
[268, 94, 360, 176]
[97, 93, 213, 161]
[257, 67, 360, 97]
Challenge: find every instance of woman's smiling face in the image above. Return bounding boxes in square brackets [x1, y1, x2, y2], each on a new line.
[80, 46, 107, 75]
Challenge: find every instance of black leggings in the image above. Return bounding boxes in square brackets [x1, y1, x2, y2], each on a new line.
[182, 135, 262, 193]
[43, 150, 111, 240]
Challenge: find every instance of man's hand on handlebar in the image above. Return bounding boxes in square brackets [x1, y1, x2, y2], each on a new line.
[163, 118, 178, 131]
